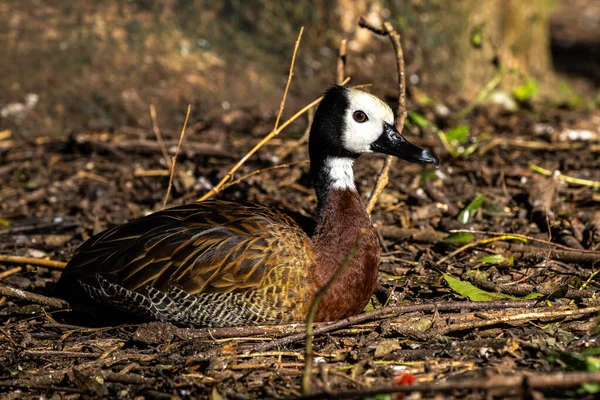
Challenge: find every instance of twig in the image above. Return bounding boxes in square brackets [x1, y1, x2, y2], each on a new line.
[0, 266, 22, 279]
[529, 162, 600, 188]
[197, 28, 305, 201]
[478, 137, 584, 155]
[162, 104, 191, 209]
[0, 255, 67, 270]
[149, 104, 172, 169]
[78, 138, 227, 158]
[302, 230, 365, 394]
[436, 235, 527, 264]
[275, 108, 315, 161]
[274, 27, 304, 130]
[0, 284, 70, 309]
[462, 274, 595, 300]
[366, 157, 394, 214]
[449, 229, 600, 254]
[254, 299, 540, 352]
[336, 39, 347, 85]
[293, 371, 600, 399]
[440, 303, 600, 334]
[378, 227, 600, 264]
[219, 160, 309, 193]
[359, 18, 406, 214]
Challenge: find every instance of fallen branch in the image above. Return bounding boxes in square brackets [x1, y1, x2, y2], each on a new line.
[376, 227, 600, 264]
[462, 274, 596, 300]
[478, 137, 584, 155]
[450, 229, 600, 254]
[293, 371, 600, 399]
[0, 284, 70, 309]
[0, 255, 67, 270]
[76, 138, 228, 158]
[439, 303, 600, 334]
[253, 299, 541, 352]
[529, 162, 600, 188]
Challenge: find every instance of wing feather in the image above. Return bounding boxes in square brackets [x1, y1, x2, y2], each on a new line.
[62, 201, 313, 301]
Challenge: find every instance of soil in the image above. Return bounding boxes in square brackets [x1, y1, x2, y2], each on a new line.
[1, 94, 599, 399]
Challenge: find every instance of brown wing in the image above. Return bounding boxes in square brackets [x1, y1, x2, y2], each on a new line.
[61, 201, 314, 296]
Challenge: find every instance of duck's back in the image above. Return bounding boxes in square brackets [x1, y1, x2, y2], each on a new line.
[58, 201, 315, 327]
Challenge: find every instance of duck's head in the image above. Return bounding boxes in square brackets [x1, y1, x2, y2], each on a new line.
[309, 86, 439, 167]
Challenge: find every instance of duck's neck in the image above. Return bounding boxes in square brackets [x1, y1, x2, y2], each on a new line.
[309, 155, 381, 321]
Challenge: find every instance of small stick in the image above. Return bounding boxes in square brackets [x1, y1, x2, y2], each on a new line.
[302, 230, 365, 394]
[162, 104, 191, 209]
[436, 235, 527, 264]
[336, 39, 347, 85]
[294, 371, 600, 399]
[254, 299, 541, 352]
[463, 274, 595, 299]
[0, 284, 70, 309]
[149, 104, 172, 169]
[0, 267, 22, 279]
[275, 27, 304, 131]
[360, 18, 407, 214]
[221, 160, 309, 192]
[529, 162, 600, 188]
[275, 108, 315, 161]
[450, 229, 600, 254]
[365, 157, 393, 214]
[0, 255, 66, 270]
[197, 28, 306, 202]
[440, 303, 600, 334]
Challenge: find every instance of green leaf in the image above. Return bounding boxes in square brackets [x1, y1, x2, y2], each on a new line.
[482, 203, 513, 217]
[407, 111, 435, 129]
[363, 299, 376, 313]
[582, 348, 600, 357]
[443, 232, 475, 244]
[512, 78, 539, 101]
[0, 219, 10, 227]
[458, 194, 486, 224]
[443, 273, 508, 301]
[476, 255, 508, 265]
[470, 24, 484, 49]
[582, 382, 600, 394]
[443, 273, 542, 301]
[444, 125, 470, 145]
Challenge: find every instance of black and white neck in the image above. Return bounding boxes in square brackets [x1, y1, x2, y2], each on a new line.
[311, 155, 358, 213]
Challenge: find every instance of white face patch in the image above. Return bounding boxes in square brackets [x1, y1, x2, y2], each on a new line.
[342, 89, 395, 154]
[325, 157, 356, 191]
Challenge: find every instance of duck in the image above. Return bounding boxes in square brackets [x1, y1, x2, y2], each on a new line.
[57, 86, 439, 327]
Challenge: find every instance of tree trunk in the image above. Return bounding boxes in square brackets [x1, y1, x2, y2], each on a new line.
[341, 0, 554, 100]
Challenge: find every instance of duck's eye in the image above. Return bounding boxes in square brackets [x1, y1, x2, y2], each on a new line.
[352, 110, 368, 123]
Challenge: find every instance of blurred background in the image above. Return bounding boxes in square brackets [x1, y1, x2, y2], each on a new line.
[1, 0, 598, 137]
[1, 4, 600, 396]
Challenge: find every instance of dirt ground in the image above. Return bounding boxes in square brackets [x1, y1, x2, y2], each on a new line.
[1, 89, 600, 399]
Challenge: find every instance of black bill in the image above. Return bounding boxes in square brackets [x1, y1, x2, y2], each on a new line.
[371, 122, 439, 167]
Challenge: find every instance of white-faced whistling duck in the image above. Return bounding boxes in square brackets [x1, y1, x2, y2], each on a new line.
[56, 86, 439, 327]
